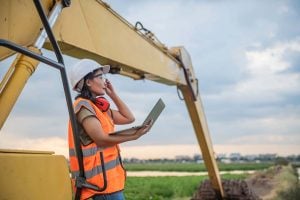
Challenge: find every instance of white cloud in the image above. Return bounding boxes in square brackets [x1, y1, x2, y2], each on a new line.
[2, 113, 68, 138]
[228, 133, 300, 145]
[206, 39, 300, 104]
[246, 48, 288, 74]
[234, 73, 299, 102]
[210, 110, 300, 145]
[246, 40, 300, 75]
[237, 40, 300, 100]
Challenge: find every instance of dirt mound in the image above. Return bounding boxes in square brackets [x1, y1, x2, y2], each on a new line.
[245, 165, 299, 199]
[245, 166, 282, 199]
[191, 179, 261, 200]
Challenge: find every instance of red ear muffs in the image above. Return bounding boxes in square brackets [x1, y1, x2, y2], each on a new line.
[94, 97, 110, 112]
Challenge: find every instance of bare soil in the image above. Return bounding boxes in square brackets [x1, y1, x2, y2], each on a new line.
[245, 165, 284, 200]
[191, 179, 260, 200]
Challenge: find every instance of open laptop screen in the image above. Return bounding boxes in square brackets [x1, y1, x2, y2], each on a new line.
[109, 98, 165, 135]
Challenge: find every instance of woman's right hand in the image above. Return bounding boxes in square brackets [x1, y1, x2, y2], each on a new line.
[104, 79, 115, 98]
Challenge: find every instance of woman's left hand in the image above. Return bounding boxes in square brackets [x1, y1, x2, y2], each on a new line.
[134, 119, 153, 139]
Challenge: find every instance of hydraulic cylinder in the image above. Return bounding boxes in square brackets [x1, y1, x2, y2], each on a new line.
[0, 47, 41, 129]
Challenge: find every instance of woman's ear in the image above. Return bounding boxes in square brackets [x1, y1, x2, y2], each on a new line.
[85, 79, 91, 87]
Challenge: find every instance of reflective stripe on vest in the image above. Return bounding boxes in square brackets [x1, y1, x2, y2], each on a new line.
[69, 146, 106, 157]
[71, 156, 121, 179]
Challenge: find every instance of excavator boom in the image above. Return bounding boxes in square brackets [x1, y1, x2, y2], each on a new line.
[0, 0, 224, 199]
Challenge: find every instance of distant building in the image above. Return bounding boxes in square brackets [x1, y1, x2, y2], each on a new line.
[229, 153, 241, 161]
[258, 154, 277, 161]
[175, 155, 192, 163]
[243, 154, 257, 161]
[193, 154, 202, 161]
[216, 153, 226, 161]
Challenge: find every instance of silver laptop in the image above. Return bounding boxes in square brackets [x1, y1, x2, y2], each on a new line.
[109, 98, 165, 135]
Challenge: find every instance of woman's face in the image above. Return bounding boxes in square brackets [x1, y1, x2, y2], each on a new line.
[86, 69, 106, 96]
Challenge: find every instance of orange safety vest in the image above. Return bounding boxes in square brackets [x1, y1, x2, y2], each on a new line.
[68, 98, 126, 200]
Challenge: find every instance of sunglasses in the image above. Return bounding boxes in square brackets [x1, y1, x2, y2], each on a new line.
[93, 73, 105, 79]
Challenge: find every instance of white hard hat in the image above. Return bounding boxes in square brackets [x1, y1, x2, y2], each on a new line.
[69, 59, 110, 92]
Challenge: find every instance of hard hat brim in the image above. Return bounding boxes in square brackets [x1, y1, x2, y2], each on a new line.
[101, 65, 110, 74]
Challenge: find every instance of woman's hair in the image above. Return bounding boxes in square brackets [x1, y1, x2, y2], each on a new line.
[75, 71, 96, 100]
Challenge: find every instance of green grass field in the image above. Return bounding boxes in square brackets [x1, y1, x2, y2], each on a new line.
[124, 174, 248, 200]
[122, 162, 272, 199]
[124, 162, 272, 172]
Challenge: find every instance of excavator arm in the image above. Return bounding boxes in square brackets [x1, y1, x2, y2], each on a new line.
[0, 0, 224, 199]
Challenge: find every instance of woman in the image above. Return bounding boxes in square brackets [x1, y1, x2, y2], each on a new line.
[68, 59, 151, 200]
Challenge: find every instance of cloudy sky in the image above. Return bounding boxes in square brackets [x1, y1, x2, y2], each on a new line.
[0, 0, 299, 159]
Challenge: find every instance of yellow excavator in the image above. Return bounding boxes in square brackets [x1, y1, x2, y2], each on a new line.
[0, 0, 225, 199]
